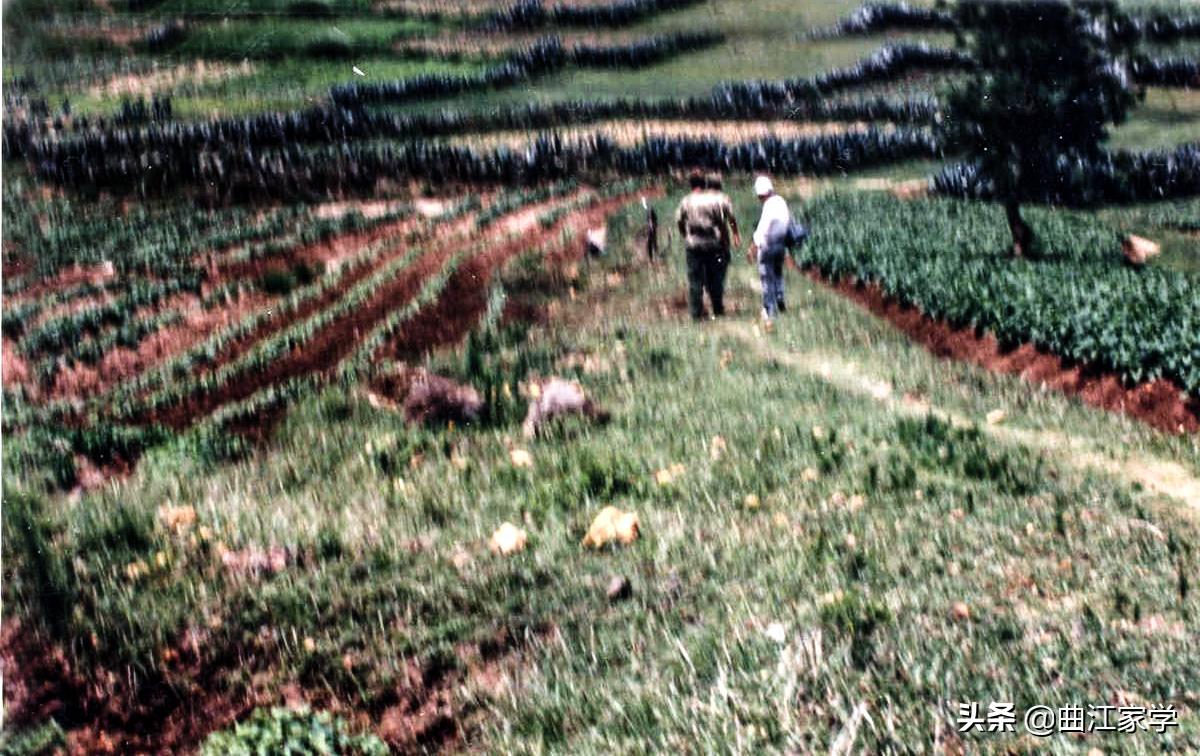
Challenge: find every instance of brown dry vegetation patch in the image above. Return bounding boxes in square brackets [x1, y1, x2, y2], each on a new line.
[89, 60, 254, 99]
[451, 120, 874, 150]
[395, 28, 670, 57]
[812, 270, 1200, 434]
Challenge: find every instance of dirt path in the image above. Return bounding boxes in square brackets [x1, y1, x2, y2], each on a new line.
[719, 321, 1200, 513]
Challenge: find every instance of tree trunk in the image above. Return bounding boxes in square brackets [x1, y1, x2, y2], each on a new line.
[1004, 199, 1034, 258]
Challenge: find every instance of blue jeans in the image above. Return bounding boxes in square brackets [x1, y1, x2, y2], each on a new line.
[757, 248, 786, 318]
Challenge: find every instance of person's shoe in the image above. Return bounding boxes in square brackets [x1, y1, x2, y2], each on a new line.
[777, 300, 787, 314]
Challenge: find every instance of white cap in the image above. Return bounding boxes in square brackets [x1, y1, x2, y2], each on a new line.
[754, 175, 774, 197]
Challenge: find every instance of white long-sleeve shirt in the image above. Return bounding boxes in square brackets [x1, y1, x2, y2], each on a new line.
[753, 194, 790, 252]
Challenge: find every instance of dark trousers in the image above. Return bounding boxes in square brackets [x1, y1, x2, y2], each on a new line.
[686, 246, 729, 319]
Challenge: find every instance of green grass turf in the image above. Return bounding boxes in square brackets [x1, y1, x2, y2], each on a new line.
[5, 184, 1198, 752]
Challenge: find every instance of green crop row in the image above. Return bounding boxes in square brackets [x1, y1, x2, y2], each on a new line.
[798, 193, 1200, 394]
[131, 241, 435, 417]
[97, 198, 479, 412]
[19, 275, 204, 358]
[475, 179, 580, 228]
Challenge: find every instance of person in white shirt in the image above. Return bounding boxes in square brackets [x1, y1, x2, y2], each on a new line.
[748, 175, 791, 322]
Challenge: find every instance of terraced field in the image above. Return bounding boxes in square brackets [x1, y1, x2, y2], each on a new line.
[2, 0, 1199, 752]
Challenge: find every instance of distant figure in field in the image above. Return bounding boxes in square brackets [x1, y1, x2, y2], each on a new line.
[749, 175, 791, 324]
[642, 196, 659, 262]
[675, 169, 737, 320]
[706, 173, 740, 309]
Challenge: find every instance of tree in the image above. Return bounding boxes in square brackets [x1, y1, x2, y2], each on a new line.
[940, 0, 1139, 257]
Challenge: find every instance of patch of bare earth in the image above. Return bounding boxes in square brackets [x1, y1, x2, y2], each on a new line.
[2, 338, 32, 388]
[1, 614, 547, 752]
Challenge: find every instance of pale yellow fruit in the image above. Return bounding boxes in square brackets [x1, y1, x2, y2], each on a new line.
[509, 448, 534, 468]
[986, 409, 1006, 426]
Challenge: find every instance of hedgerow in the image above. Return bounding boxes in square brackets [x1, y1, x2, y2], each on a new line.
[933, 143, 1200, 206]
[818, 2, 1200, 42]
[714, 44, 974, 108]
[485, 0, 706, 30]
[329, 32, 721, 106]
[814, 2, 956, 38]
[25, 129, 941, 199]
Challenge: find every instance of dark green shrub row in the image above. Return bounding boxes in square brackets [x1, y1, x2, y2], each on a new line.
[331, 37, 567, 105]
[485, 0, 705, 30]
[819, 2, 1200, 42]
[714, 44, 974, 108]
[570, 30, 723, 67]
[813, 2, 956, 38]
[933, 143, 1200, 206]
[5, 91, 936, 169]
[28, 129, 940, 199]
[330, 32, 721, 105]
[1131, 55, 1200, 88]
[800, 192, 1200, 394]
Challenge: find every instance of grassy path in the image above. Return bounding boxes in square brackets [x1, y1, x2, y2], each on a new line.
[721, 322, 1200, 511]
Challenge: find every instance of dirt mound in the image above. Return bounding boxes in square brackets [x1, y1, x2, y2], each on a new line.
[369, 364, 484, 426]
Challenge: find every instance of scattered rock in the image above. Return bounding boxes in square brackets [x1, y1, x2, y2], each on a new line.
[582, 506, 640, 549]
[158, 504, 196, 532]
[1122, 235, 1161, 266]
[521, 376, 610, 439]
[606, 575, 633, 602]
[763, 622, 788, 644]
[585, 227, 606, 257]
[888, 178, 930, 200]
[654, 462, 685, 486]
[986, 409, 1006, 425]
[370, 364, 483, 426]
[220, 545, 290, 578]
[509, 448, 533, 468]
[489, 523, 527, 556]
[709, 435, 728, 460]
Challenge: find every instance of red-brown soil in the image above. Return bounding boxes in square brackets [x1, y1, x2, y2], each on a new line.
[383, 195, 640, 361]
[0, 616, 544, 754]
[144, 194, 631, 429]
[810, 270, 1200, 434]
[45, 291, 275, 402]
[2, 338, 32, 388]
[5, 263, 116, 305]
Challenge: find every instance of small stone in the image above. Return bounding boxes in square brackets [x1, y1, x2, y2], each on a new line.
[489, 523, 528, 556]
[606, 575, 633, 602]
